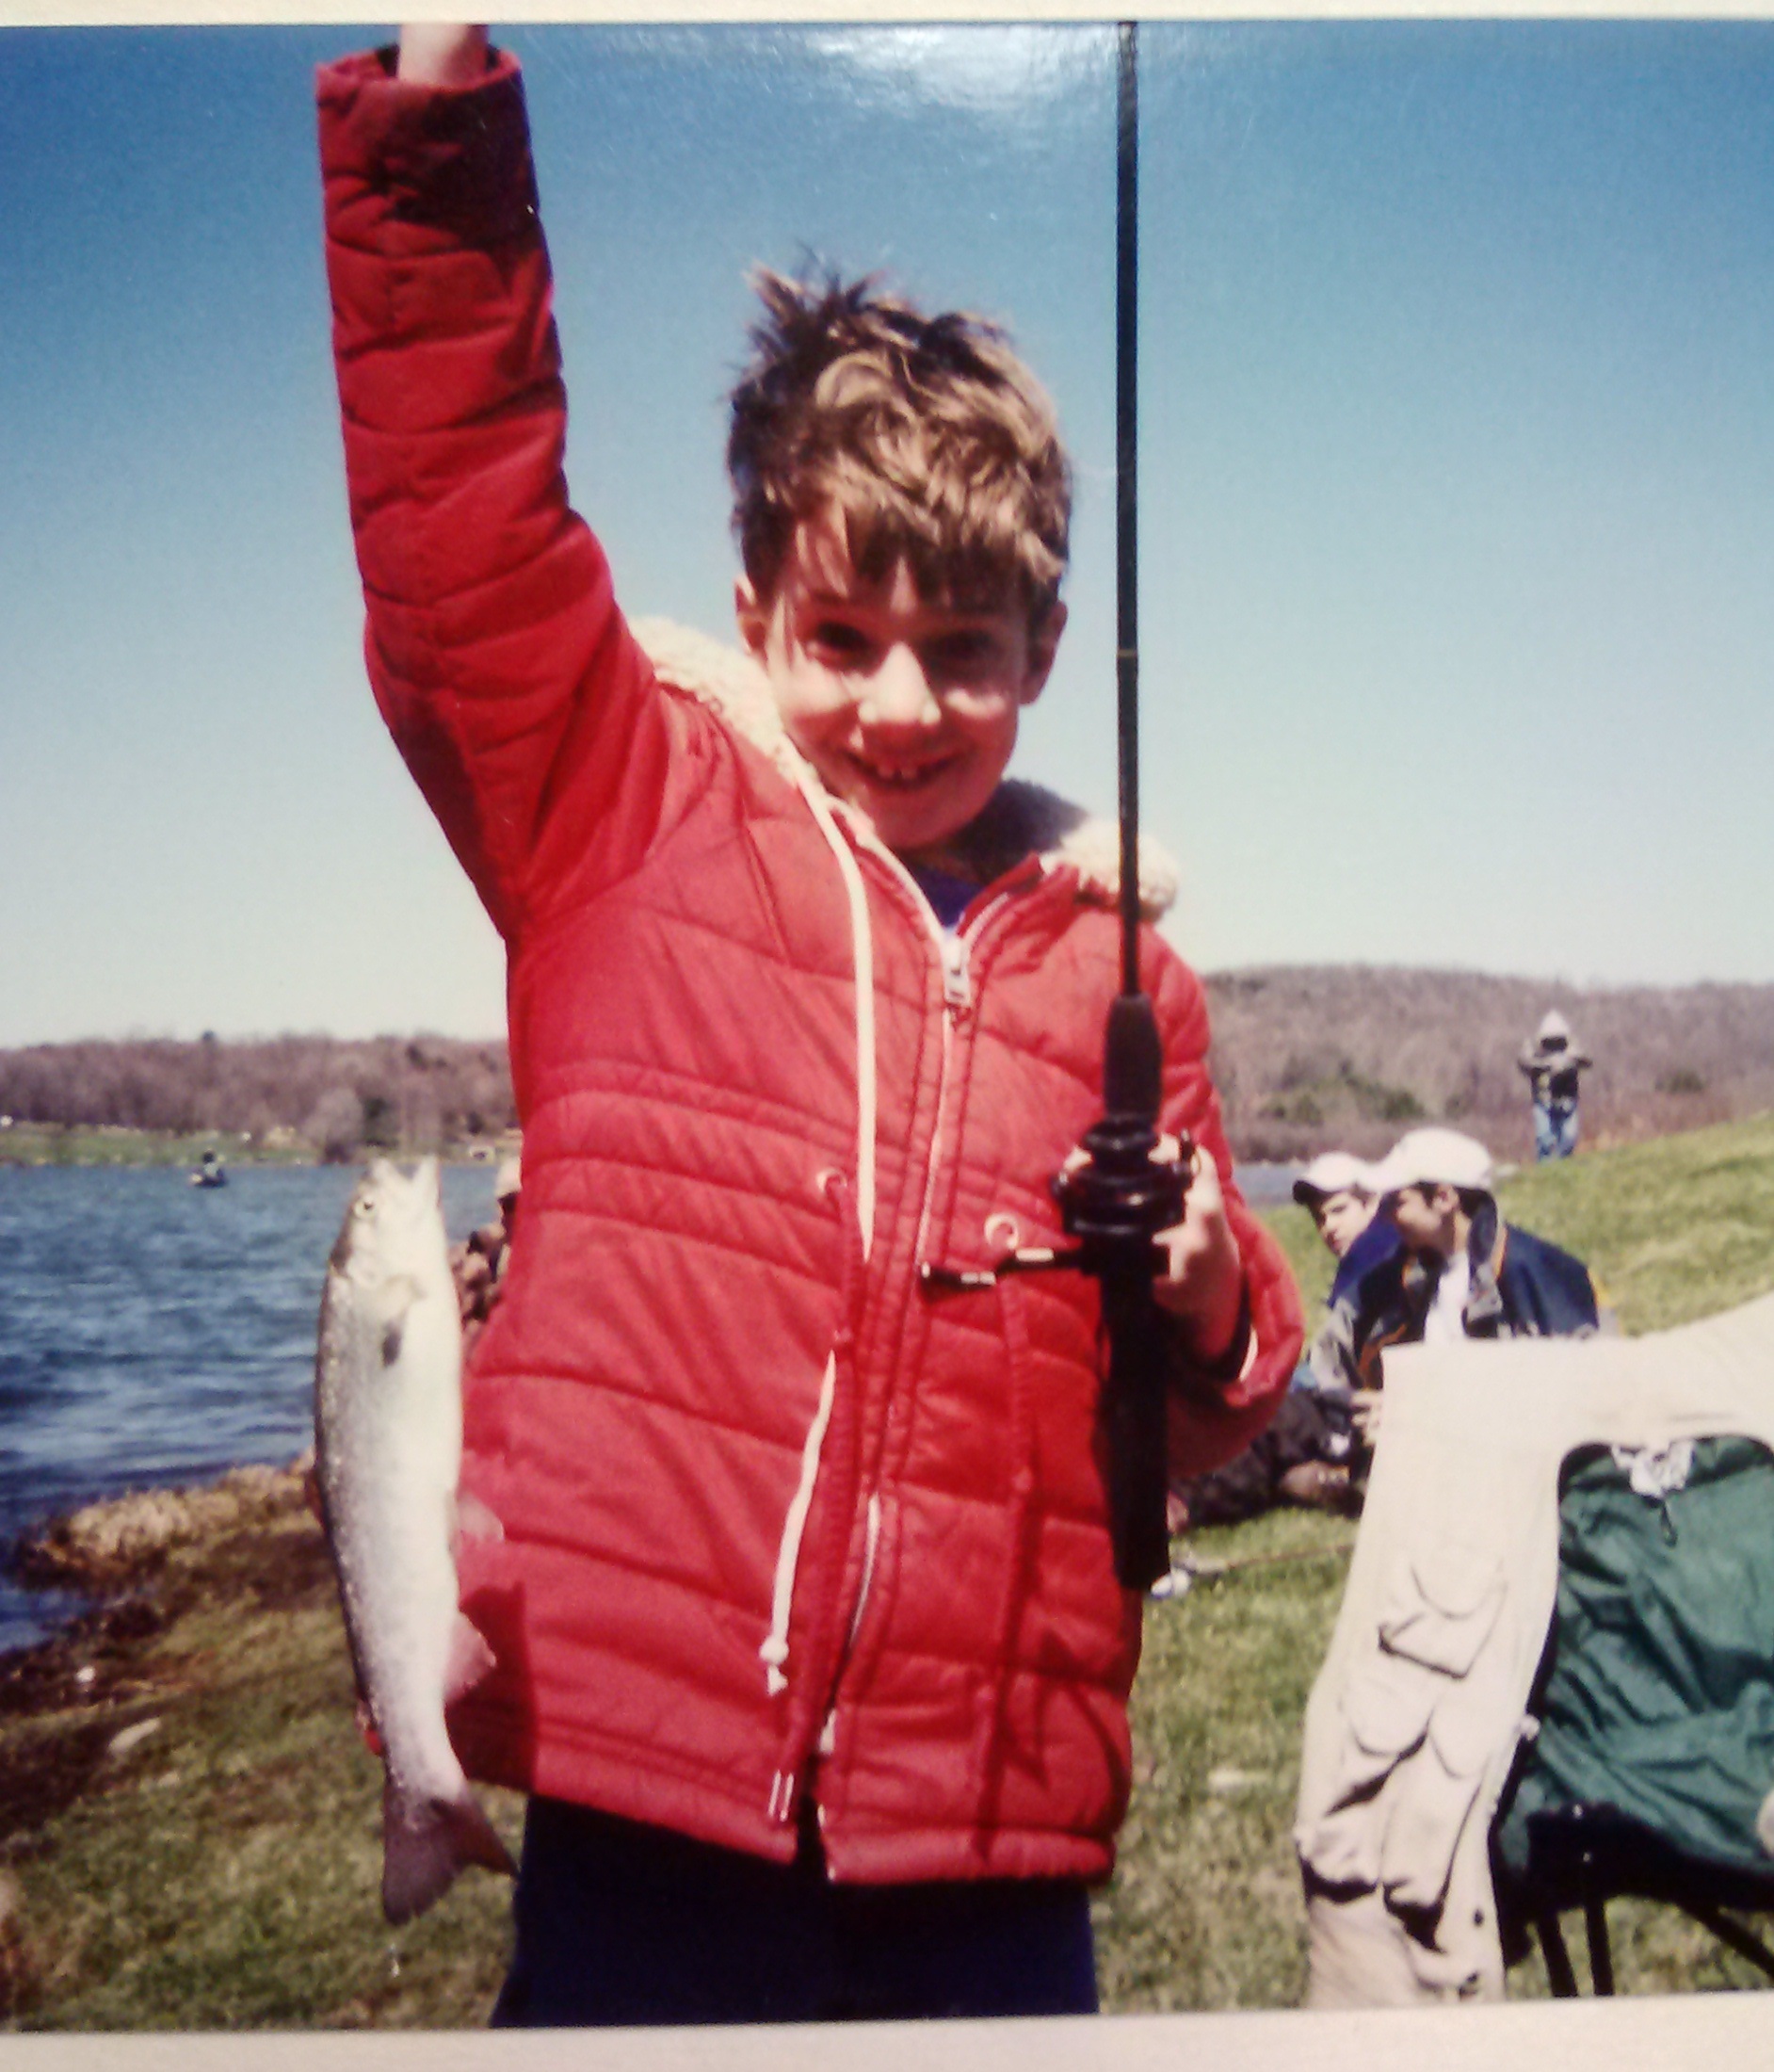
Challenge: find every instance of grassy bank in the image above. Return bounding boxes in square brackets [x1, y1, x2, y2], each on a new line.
[0, 1470, 522, 2027]
[0, 1125, 509, 1170]
[5, 1115, 1774, 2027]
[0, 1125, 305, 1170]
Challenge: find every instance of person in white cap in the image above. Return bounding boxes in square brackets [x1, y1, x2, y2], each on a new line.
[1163, 1152, 1396, 1534]
[1518, 1010, 1593, 1162]
[1324, 1125, 1601, 1455]
[1279, 1152, 1395, 1399]
[1292, 1151, 1382, 1264]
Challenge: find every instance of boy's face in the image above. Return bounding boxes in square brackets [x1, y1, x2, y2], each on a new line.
[1388, 1182, 1459, 1257]
[736, 510, 1064, 862]
[1311, 1188, 1375, 1260]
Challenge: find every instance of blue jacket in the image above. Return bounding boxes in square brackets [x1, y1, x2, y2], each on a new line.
[1335, 1196, 1598, 1392]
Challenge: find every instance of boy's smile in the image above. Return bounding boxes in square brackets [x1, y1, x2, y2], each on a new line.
[737, 511, 1063, 864]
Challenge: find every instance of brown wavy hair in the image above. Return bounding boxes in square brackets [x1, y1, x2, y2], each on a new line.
[727, 267, 1072, 623]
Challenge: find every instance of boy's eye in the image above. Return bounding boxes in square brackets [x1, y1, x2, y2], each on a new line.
[805, 621, 877, 663]
[925, 630, 999, 675]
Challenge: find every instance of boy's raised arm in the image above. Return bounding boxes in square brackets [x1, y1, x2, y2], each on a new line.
[320, 27, 670, 944]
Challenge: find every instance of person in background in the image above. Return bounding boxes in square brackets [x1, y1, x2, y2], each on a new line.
[1160, 1151, 1392, 1543]
[1518, 1010, 1592, 1161]
[1293, 1151, 1382, 1267]
[452, 1153, 522, 1353]
[1294, 1151, 1401, 1400]
[1327, 1126, 1601, 1461]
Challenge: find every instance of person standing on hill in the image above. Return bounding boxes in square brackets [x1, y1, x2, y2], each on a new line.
[1518, 1010, 1592, 1161]
[317, 22, 1300, 2025]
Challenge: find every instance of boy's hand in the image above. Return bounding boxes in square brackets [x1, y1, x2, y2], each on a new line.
[396, 23, 490, 86]
[1056, 1135, 1246, 1368]
[1147, 1137, 1245, 1368]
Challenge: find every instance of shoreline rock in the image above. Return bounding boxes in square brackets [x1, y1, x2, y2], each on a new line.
[6, 1455, 314, 1611]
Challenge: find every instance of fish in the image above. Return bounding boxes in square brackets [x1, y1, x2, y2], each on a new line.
[314, 1157, 514, 1924]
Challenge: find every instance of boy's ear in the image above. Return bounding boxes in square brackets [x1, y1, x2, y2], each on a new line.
[1019, 600, 1068, 706]
[734, 575, 770, 661]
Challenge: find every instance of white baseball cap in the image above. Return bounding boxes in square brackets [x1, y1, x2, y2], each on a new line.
[1367, 1127, 1495, 1199]
[1292, 1152, 1379, 1208]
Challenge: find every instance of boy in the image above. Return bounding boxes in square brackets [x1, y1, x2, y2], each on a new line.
[1291, 1150, 1383, 1268]
[1325, 1126, 1600, 1455]
[1292, 1149, 1400, 1398]
[318, 24, 1301, 2024]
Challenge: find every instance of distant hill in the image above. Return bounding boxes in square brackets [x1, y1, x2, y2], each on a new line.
[1204, 965, 1774, 1166]
[4, 967, 1770, 1165]
[0, 1034, 514, 1163]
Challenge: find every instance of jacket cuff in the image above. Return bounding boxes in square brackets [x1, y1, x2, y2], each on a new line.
[1168, 1280, 1254, 1400]
[1195, 1280, 1256, 1384]
[317, 45, 540, 251]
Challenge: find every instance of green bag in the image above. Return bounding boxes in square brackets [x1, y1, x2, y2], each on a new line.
[1495, 1436, 1774, 1883]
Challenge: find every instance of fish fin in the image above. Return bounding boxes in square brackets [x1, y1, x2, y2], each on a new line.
[454, 1491, 506, 1546]
[382, 1273, 424, 1316]
[444, 1612, 498, 1704]
[376, 1275, 427, 1366]
[381, 1777, 515, 1926]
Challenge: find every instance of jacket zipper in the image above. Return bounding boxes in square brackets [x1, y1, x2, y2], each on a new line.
[808, 865, 1020, 1780]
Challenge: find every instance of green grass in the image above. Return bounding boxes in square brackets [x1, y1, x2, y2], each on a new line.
[5, 1114, 1774, 2026]
[1495, 1112, 1774, 1334]
[1093, 1112, 1774, 2013]
[0, 1125, 308, 1170]
[1, 1503, 520, 2028]
[1094, 1507, 1354, 2011]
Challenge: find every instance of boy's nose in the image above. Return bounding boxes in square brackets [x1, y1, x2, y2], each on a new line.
[860, 643, 941, 730]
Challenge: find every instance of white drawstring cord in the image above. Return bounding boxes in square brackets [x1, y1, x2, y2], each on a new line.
[760, 1351, 839, 1696]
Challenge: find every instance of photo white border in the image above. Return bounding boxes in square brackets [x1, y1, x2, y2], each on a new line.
[1, 0, 1770, 2064]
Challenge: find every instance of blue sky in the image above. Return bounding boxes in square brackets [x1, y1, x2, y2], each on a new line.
[3, 19, 1771, 1044]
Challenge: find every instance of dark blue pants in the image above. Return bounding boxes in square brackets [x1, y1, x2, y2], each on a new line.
[491, 1796, 1099, 2027]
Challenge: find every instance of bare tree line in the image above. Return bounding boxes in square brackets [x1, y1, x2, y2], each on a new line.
[4, 968, 1770, 1165]
[0, 1034, 515, 1161]
[1205, 967, 1774, 1165]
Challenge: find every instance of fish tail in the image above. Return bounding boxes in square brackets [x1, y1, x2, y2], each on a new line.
[381, 1776, 516, 1926]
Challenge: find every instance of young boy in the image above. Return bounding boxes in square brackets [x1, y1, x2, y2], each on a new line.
[318, 24, 1301, 2024]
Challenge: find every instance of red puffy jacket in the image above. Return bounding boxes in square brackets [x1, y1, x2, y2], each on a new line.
[319, 48, 1301, 1885]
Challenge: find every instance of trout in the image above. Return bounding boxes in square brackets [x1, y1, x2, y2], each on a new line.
[314, 1157, 514, 1924]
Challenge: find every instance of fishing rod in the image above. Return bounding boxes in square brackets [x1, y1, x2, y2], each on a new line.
[923, 24, 1186, 1591]
[1048, 20, 1188, 1591]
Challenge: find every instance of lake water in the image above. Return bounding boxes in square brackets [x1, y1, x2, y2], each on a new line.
[0, 1162, 498, 1654]
[0, 1157, 1296, 1657]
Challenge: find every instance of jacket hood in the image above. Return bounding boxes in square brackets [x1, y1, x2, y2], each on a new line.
[631, 616, 1180, 922]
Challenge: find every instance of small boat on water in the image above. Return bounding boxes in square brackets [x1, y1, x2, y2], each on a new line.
[190, 1151, 228, 1190]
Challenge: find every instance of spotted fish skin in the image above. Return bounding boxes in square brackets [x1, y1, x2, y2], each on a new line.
[314, 1157, 513, 1924]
